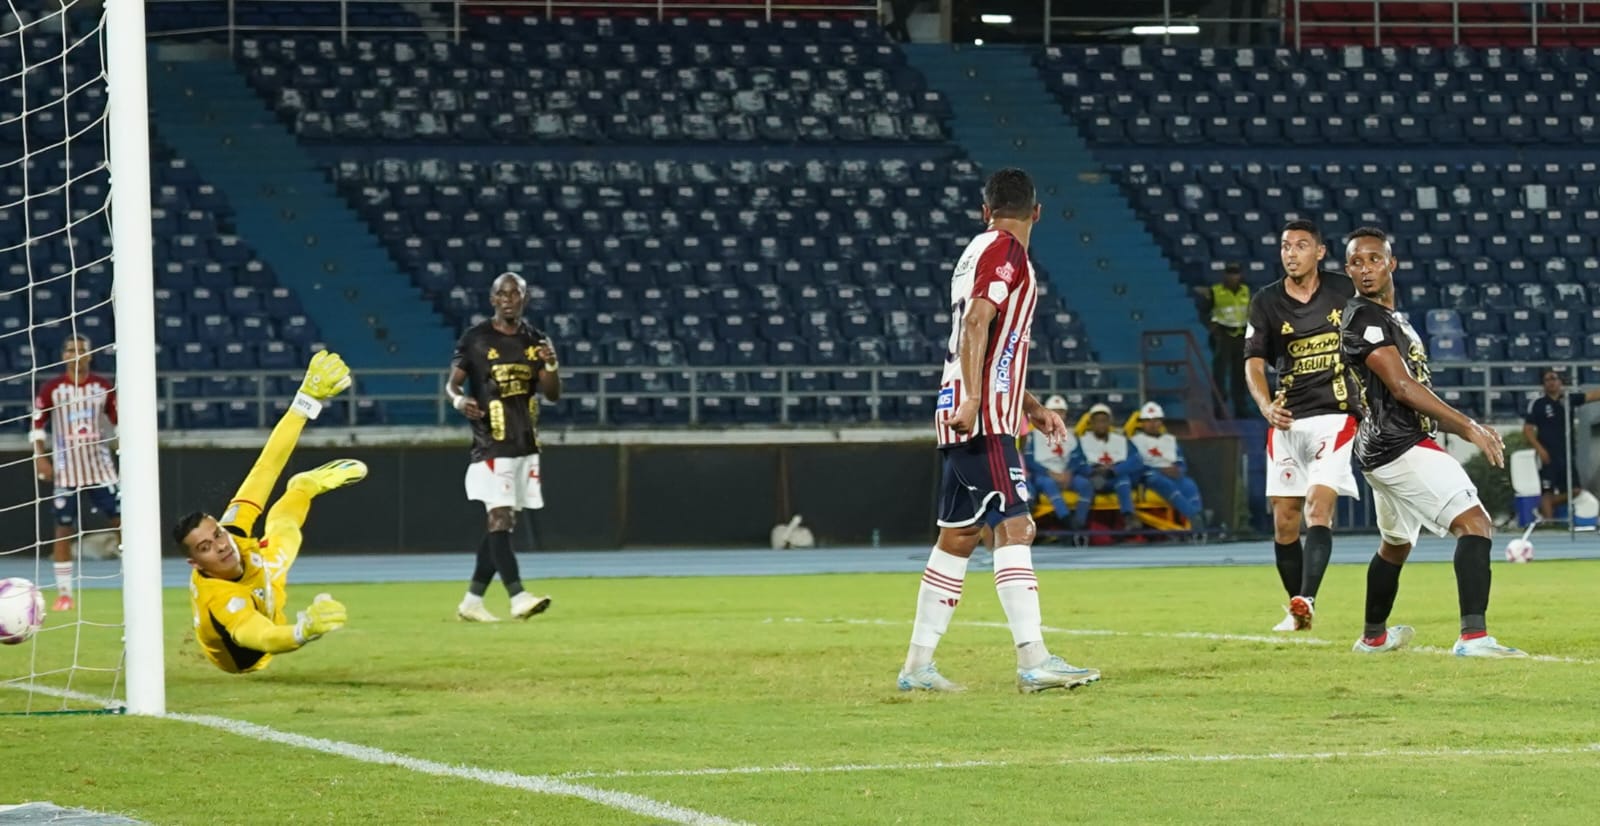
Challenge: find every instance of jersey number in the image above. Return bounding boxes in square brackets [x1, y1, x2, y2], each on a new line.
[488, 400, 506, 441]
[945, 297, 967, 363]
[1315, 440, 1328, 461]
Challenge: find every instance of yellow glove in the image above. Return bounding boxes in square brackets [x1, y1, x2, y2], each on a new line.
[291, 351, 353, 419]
[287, 459, 368, 497]
[293, 593, 347, 644]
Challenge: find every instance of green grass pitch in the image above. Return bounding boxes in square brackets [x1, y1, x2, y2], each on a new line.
[6, 560, 1600, 824]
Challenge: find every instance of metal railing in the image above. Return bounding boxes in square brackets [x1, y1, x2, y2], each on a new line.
[151, 362, 1149, 429]
[1290, 0, 1600, 48]
[146, 0, 881, 48]
[139, 359, 1584, 431]
[1042, 0, 1281, 46]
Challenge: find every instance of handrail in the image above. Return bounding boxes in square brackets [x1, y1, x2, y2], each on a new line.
[1290, 0, 1600, 49]
[145, 0, 881, 46]
[89, 363, 1149, 430]
[7, 360, 1569, 431]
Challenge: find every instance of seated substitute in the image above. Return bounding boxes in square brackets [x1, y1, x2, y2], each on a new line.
[1129, 402, 1205, 528]
[173, 351, 366, 674]
[1069, 403, 1143, 527]
[1023, 395, 1091, 527]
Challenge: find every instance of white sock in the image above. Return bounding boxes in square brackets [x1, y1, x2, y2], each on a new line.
[904, 547, 969, 673]
[54, 561, 73, 596]
[993, 545, 1048, 668]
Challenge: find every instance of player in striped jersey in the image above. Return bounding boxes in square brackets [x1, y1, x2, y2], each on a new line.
[30, 335, 119, 612]
[898, 168, 1101, 694]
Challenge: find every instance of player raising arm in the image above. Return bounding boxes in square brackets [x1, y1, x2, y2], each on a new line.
[898, 167, 1100, 694]
[1338, 228, 1526, 658]
[172, 351, 368, 674]
[1244, 220, 1359, 632]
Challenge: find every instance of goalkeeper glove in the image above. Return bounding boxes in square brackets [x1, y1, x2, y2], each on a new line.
[292, 351, 353, 419]
[287, 459, 369, 497]
[293, 593, 348, 645]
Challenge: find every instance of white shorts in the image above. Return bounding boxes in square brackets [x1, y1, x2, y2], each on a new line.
[1265, 413, 1361, 499]
[464, 454, 544, 511]
[1365, 439, 1482, 546]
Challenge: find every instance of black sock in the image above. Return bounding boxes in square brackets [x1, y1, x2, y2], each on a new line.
[1301, 525, 1334, 599]
[487, 529, 524, 597]
[468, 535, 494, 597]
[1273, 540, 1304, 599]
[1364, 554, 1403, 640]
[1454, 534, 1492, 636]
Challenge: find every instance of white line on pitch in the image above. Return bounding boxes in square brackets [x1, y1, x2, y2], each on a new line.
[169, 713, 747, 826]
[558, 742, 1600, 780]
[767, 617, 1600, 664]
[1, 683, 745, 826]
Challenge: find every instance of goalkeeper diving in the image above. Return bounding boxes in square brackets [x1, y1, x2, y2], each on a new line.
[173, 351, 366, 674]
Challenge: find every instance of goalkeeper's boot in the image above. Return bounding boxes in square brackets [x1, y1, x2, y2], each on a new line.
[289, 459, 368, 496]
[1017, 655, 1101, 693]
[510, 592, 552, 620]
[1453, 635, 1530, 658]
[897, 662, 964, 692]
[457, 599, 500, 623]
[1288, 595, 1315, 630]
[1352, 625, 1414, 654]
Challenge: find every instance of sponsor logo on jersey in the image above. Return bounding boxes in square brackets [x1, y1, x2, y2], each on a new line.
[1281, 321, 1295, 334]
[936, 387, 955, 411]
[995, 260, 1016, 282]
[994, 331, 1022, 393]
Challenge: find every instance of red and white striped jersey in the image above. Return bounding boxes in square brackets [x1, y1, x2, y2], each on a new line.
[934, 229, 1038, 446]
[31, 373, 119, 488]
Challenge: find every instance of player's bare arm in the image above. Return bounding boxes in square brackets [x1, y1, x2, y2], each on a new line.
[30, 436, 50, 482]
[1364, 345, 1504, 467]
[1246, 357, 1293, 430]
[447, 366, 483, 419]
[947, 297, 999, 434]
[1022, 391, 1067, 444]
[535, 337, 562, 402]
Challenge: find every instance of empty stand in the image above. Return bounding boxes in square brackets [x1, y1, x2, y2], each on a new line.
[1041, 43, 1600, 146]
[238, 17, 951, 145]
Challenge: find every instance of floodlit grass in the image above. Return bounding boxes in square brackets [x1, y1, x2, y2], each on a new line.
[6, 560, 1600, 824]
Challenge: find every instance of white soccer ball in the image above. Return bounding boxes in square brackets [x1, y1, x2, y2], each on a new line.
[1505, 539, 1535, 564]
[0, 577, 46, 645]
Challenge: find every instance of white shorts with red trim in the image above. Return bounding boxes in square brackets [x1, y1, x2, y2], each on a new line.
[464, 454, 544, 511]
[1365, 439, 1481, 546]
[1265, 413, 1360, 499]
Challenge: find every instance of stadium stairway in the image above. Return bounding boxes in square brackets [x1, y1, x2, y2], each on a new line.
[148, 58, 451, 413]
[902, 44, 1210, 379]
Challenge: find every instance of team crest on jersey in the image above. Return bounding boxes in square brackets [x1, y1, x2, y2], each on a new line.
[486, 347, 500, 360]
[1281, 321, 1295, 334]
[525, 346, 537, 361]
[994, 331, 1022, 393]
[1327, 308, 1342, 326]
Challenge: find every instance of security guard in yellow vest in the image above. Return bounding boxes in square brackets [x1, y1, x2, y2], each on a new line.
[1207, 263, 1252, 418]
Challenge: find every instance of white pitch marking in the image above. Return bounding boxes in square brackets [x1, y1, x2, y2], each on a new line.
[1, 683, 745, 826]
[558, 743, 1600, 780]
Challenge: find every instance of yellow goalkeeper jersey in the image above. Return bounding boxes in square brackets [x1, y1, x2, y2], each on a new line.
[190, 531, 297, 674]
[188, 408, 312, 674]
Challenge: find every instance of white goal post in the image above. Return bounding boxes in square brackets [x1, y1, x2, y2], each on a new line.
[106, 0, 164, 716]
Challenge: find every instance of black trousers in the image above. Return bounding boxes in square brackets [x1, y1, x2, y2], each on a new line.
[1211, 330, 1251, 419]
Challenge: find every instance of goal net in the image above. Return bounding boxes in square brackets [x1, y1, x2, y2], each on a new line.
[1, 0, 163, 716]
